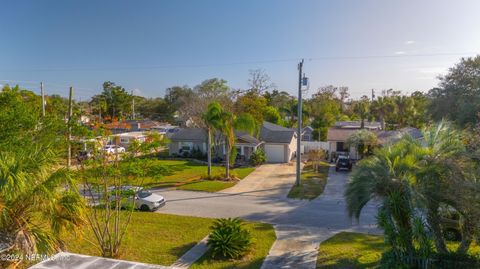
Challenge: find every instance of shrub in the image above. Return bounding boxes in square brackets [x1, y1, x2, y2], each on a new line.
[207, 218, 252, 259]
[249, 149, 267, 166]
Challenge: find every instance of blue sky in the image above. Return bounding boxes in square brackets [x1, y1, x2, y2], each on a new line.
[1, 0, 479, 100]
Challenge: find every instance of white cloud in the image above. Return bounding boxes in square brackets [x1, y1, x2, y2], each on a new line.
[395, 51, 406, 55]
[405, 40, 416, 45]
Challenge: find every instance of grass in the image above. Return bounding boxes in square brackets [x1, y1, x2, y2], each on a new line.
[190, 222, 276, 269]
[287, 161, 330, 200]
[61, 213, 275, 268]
[78, 159, 255, 192]
[316, 232, 480, 269]
[62, 213, 215, 266]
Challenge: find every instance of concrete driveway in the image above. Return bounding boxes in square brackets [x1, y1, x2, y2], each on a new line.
[155, 164, 379, 269]
[222, 163, 297, 198]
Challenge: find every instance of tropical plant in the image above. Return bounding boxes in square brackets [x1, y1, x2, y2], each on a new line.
[345, 121, 480, 264]
[0, 149, 84, 269]
[371, 96, 395, 130]
[353, 95, 370, 129]
[207, 218, 252, 259]
[345, 129, 378, 158]
[250, 149, 267, 166]
[203, 102, 223, 176]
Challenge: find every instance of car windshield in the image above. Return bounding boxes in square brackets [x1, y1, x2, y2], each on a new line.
[137, 191, 152, 199]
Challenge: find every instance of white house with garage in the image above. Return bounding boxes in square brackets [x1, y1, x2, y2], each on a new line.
[259, 122, 297, 163]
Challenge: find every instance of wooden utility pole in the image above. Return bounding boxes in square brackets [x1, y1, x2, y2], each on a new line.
[131, 90, 135, 119]
[40, 82, 45, 117]
[296, 59, 304, 187]
[67, 87, 74, 168]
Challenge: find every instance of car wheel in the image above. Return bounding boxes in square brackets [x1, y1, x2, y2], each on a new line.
[140, 204, 150, 212]
[444, 229, 461, 241]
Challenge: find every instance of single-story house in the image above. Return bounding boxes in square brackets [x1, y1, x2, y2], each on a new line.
[327, 121, 382, 160]
[327, 121, 422, 160]
[168, 128, 263, 161]
[110, 132, 147, 148]
[259, 122, 297, 163]
[169, 121, 298, 163]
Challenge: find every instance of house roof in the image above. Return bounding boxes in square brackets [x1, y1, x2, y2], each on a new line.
[326, 127, 360, 141]
[235, 131, 261, 145]
[170, 128, 207, 142]
[302, 126, 314, 132]
[260, 121, 296, 144]
[334, 121, 382, 129]
[377, 127, 423, 144]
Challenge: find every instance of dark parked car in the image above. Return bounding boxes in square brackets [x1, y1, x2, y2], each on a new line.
[335, 156, 352, 171]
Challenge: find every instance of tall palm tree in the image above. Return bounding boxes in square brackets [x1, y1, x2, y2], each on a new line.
[353, 96, 370, 129]
[217, 112, 256, 179]
[0, 148, 84, 269]
[203, 102, 223, 176]
[394, 96, 414, 128]
[371, 97, 395, 130]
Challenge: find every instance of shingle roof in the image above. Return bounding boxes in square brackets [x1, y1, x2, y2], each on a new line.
[377, 127, 423, 144]
[170, 128, 207, 142]
[260, 121, 296, 144]
[326, 127, 360, 141]
[235, 131, 261, 145]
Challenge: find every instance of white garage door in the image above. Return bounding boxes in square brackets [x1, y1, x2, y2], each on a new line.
[264, 144, 285, 163]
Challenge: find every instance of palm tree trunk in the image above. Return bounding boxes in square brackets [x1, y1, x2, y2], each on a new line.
[457, 215, 474, 254]
[426, 205, 448, 254]
[207, 128, 212, 176]
[225, 140, 230, 179]
[380, 115, 385, 130]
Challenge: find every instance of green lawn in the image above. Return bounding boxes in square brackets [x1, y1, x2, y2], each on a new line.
[63, 213, 214, 265]
[61, 213, 275, 268]
[191, 222, 276, 269]
[288, 161, 330, 200]
[317, 232, 480, 269]
[78, 159, 255, 192]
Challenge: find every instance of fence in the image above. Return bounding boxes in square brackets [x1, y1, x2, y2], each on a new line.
[301, 141, 329, 154]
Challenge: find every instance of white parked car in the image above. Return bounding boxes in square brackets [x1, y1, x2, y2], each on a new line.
[110, 186, 166, 211]
[102, 145, 126, 154]
[135, 190, 166, 211]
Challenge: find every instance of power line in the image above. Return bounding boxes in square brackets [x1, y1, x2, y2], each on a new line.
[0, 51, 477, 72]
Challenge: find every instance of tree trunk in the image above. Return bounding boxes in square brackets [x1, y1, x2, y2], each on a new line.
[225, 141, 230, 179]
[426, 204, 448, 254]
[457, 215, 474, 254]
[361, 117, 365, 129]
[207, 128, 212, 177]
[380, 116, 385, 130]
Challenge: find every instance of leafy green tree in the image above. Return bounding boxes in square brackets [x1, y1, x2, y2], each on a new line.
[428, 55, 480, 127]
[263, 106, 282, 125]
[345, 129, 378, 158]
[235, 91, 268, 125]
[394, 95, 414, 128]
[93, 81, 132, 120]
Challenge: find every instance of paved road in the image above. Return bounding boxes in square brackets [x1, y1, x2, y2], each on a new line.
[155, 164, 379, 269]
[156, 164, 377, 230]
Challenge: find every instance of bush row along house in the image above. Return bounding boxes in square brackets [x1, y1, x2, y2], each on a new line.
[168, 121, 298, 163]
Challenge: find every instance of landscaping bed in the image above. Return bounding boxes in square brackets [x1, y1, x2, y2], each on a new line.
[191, 222, 276, 269]
[288, 161, 330, 200]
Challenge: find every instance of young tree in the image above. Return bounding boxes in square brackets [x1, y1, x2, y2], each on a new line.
[352, 95, 370, 129]
[203, 102, 223, 176]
